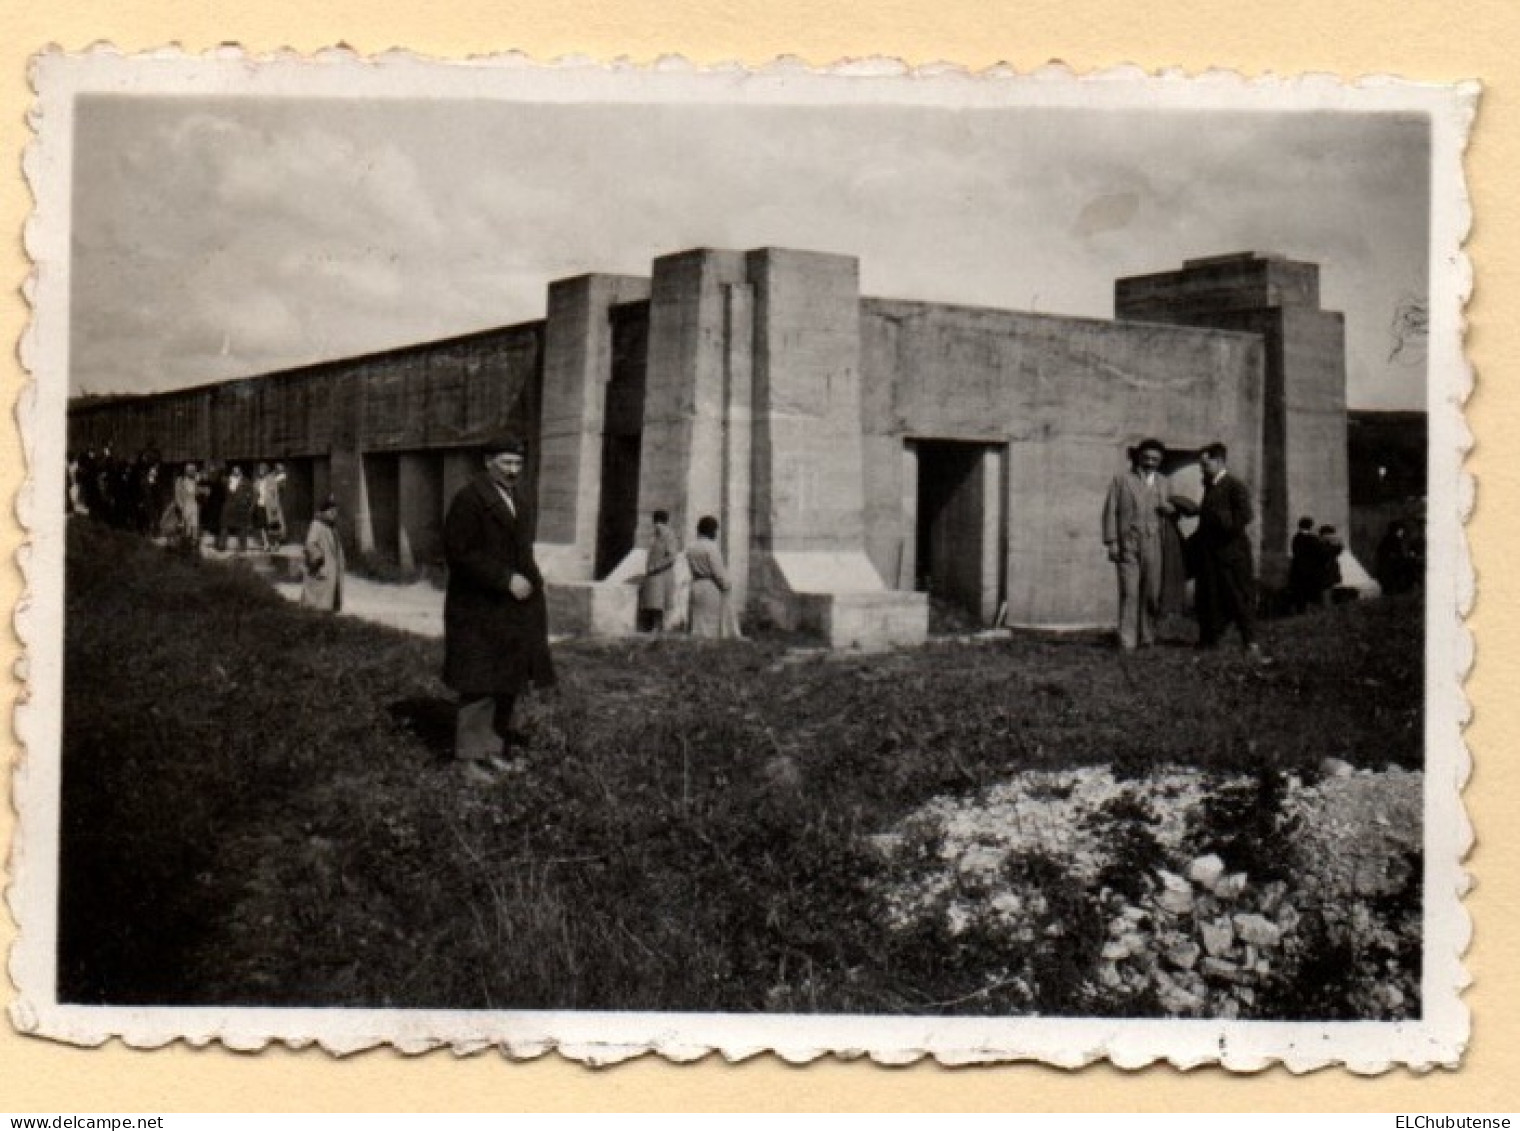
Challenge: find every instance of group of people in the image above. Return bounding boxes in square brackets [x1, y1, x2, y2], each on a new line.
[1287, 517, 1346, 613]
[1101, 439, 1263, 657]
[1101, 437, 1425, 656]
[635, 510, 741, 639]
[67, 444, 170, 536]
[68, 445, 290, 558]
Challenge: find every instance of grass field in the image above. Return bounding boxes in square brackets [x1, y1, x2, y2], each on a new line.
[58, 521, 1423, 1017]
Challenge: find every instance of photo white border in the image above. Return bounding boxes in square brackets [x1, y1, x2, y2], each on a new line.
[10, 50, 1478, 1070]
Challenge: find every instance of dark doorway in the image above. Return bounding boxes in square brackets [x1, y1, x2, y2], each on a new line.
[280, 458, 316, 546]
[362, 452, 400, 562]
[594, 301, 649, 579]
[914, 440, 1005, 624]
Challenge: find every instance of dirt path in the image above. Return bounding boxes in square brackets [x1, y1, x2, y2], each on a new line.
[271, 573, 445, 637]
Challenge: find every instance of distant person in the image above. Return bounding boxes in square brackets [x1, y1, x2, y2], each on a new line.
[1194, 442, 1262, 657]
[1317, 524, 1345, 605]
[251, 464, 273, 550]
[1376, 520, 1420, 596]
[262, 461, 288, 549]
[1101, 438, 1174, 650]
[637, 509, 680, 633]
[442, 433, 556, 784]
[171, 462, 203, 554]
[1288, 516, 1323, 614]
[686, 514, 735, 639]
[217, 464, 254, 553]
[135, 461, 164, 537]
[202, 464, 227, 537]
[301, 497, 346, 612]
[66, 454, 83, 516]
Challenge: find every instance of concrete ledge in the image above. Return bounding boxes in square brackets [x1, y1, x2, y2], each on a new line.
[770, 551, 885, 594]
[546, 579, 639, 637]
[794, 590, 929, 650]
[535, 540, 595, 585]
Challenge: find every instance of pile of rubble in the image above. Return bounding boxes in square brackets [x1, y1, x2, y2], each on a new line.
[873, 763, 1423, 1019]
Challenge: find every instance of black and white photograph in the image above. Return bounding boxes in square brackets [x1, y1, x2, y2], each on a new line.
[14, 55, 1473, 1065]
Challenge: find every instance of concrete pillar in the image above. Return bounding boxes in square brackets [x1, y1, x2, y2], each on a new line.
[747, 248, 867, 553]
[441, 450, 477, 516]
[723, 282, 754, 616]
[361, 453, 399, 561]
[398, 452, 444, 572]
[899, 444, 919, 590]
[536, 272, 651, 581]
[745, 248, 927, 645]
[635, 249, 749, 549]
[979, 446, 1005, 623]
[330, 449, 367, 554]
[326, 370, 366, 557]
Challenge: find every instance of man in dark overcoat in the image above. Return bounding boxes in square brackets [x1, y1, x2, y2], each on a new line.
[443, 432, 556, 780]
[1194, 442, 1262, 657]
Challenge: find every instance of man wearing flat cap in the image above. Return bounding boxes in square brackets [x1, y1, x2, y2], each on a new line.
[442, 431, 556, 782]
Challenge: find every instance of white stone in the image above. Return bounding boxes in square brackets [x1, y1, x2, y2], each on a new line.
[1233, 912, 1283, 948]
[1200, 919, 1235, 957]
[1187, 854, 1226, 887]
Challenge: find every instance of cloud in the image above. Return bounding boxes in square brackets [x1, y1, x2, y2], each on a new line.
[68, 97, 1431, 409]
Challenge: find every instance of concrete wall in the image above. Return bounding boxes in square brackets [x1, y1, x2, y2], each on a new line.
[70, 324, 542, 467]
[860, 299, 1265, 625]
[69, 323, 546, 562]
[70, 245, 1346, 640]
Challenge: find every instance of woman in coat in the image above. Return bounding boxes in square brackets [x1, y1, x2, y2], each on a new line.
[301, 497, 345, 612]
[685, 514, 733, 639]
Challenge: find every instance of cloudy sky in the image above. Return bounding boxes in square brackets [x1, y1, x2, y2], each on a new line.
[70, 95, 1430, 409]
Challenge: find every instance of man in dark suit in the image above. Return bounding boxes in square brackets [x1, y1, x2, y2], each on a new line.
[442, 432, 556, 782]
[1194, 442, 1263, 657]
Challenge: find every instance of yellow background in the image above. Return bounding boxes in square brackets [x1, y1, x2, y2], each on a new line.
[1, 0, 1512, 1112]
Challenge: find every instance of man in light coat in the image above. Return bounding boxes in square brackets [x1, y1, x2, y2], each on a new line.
[442, 432, 556, 782]
[1101, 438, 1173, 650]
[173, 463, 202, 555]
[301, 497, 345, 613]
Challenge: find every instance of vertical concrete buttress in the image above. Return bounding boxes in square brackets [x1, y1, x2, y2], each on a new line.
[636, 250, 750, 551]
[536, 272, 652, 581]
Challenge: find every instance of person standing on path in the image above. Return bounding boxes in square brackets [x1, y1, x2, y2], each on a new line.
[301, 496, 346, 612]
[1193, 442, 1263, 657]
[637, 509, 680, 633]
[442, 432, 556, 783]
[1101, 438, 1174, 650]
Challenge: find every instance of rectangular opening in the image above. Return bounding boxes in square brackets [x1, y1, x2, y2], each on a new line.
[594, 301, 649, 579]
[361, 452, 400, 562]
[912, 439, 1006, 625]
